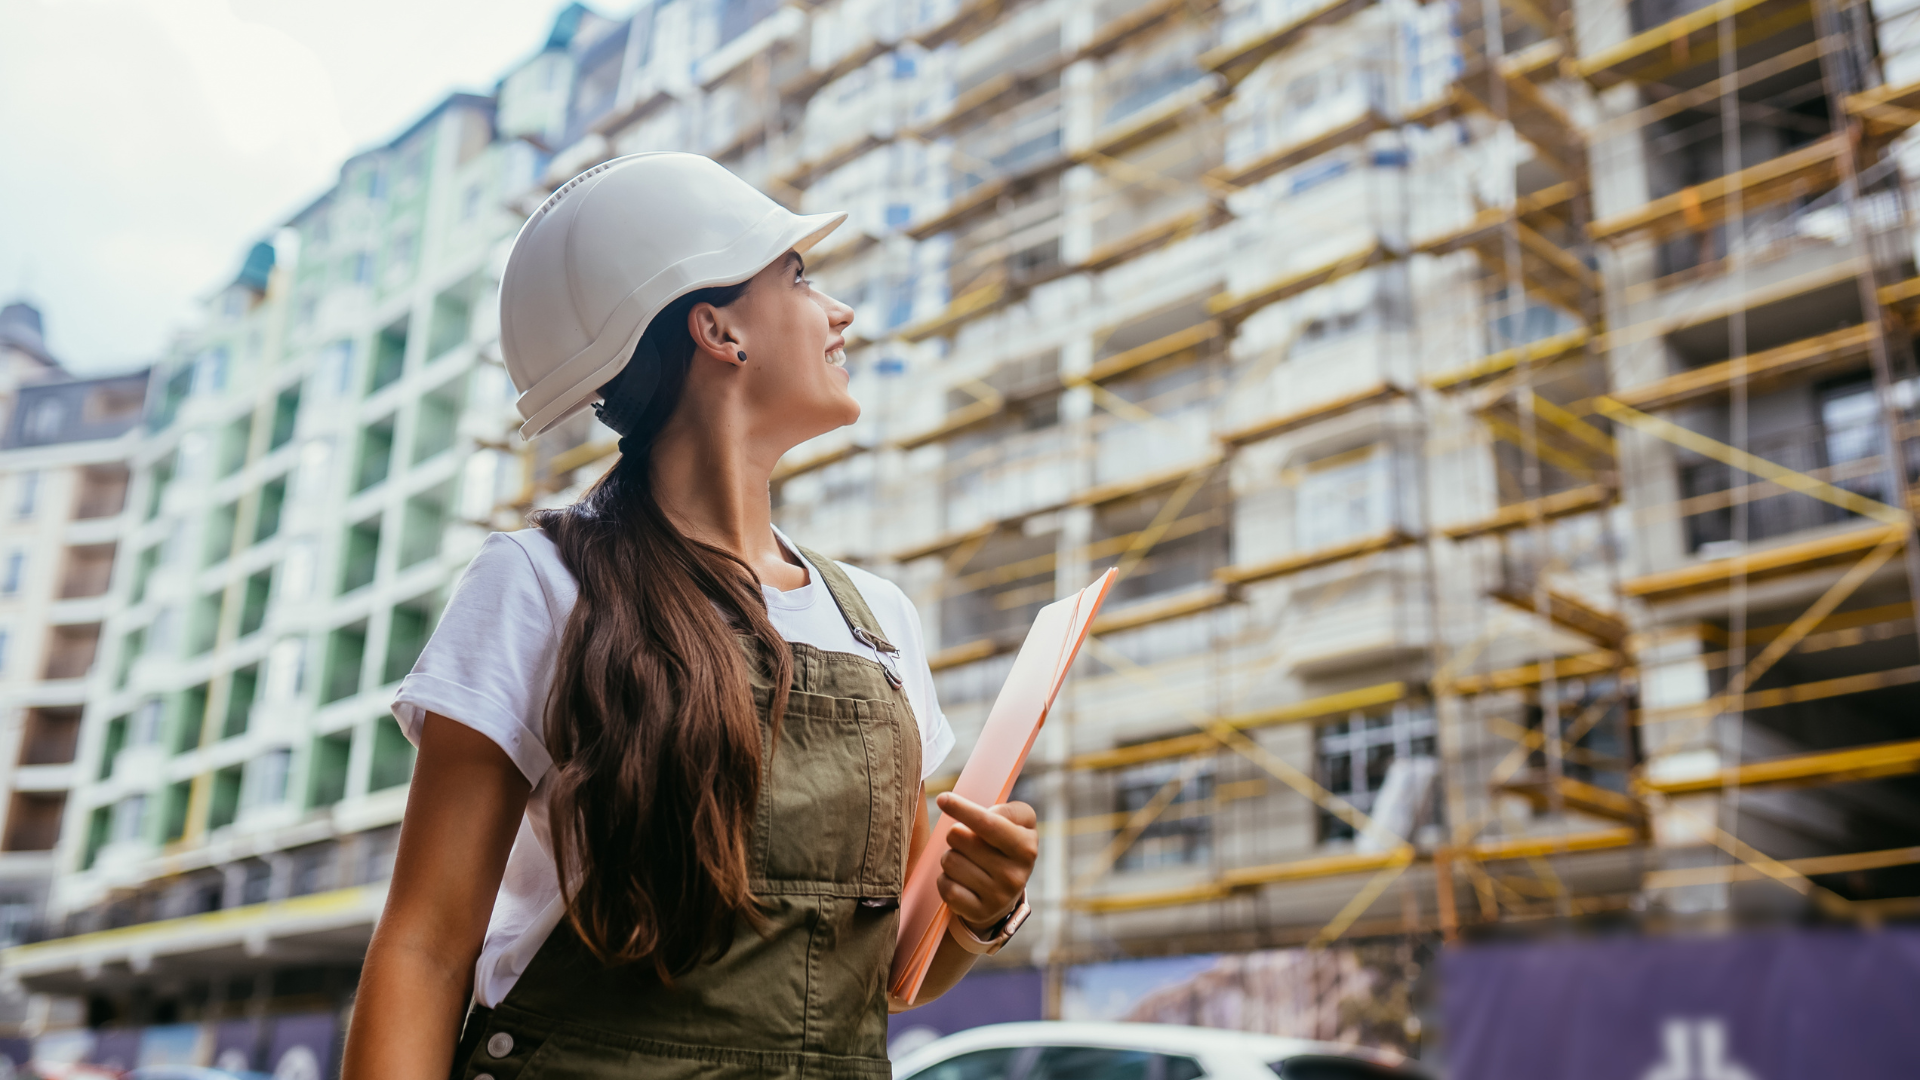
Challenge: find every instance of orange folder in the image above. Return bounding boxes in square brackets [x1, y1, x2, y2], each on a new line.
[889, 567, 1118, 1005]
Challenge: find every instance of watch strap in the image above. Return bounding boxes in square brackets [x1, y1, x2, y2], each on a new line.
[948, 891, 1031, 956]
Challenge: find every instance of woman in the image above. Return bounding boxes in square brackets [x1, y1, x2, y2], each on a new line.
[342, 153, 1038, 1080]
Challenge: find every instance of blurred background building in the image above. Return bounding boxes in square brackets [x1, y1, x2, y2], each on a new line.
[4, 0, 1920, 1072]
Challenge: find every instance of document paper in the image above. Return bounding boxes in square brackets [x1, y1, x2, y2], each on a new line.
[888, 567, 1118, 1004]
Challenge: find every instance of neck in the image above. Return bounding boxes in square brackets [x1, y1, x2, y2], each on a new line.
[647, 393, 794, 579]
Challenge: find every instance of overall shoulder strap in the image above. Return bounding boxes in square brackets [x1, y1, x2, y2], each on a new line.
[795, 545, 897, 653]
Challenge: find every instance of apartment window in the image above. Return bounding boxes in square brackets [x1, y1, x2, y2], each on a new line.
[369, 319, 408, 395]
[355, 419, 396, 492]
[18, 706, 81, 765]
[131, 697, 165, 746]
[412, 382, 462, 463]
[384, 596, 436, 683]
[3, 793, 65, 852]
[238, 569, 272, 638]
[193, 346, 229, 396]
[145, 454, 175, 521]
[59, 543, 115, 599]
[245, 748, 293, 812]
[209, 766, 243, 830]
[387, 231, 417, 278]
[428, 281, 475, 360]
[162, 780, 192, 843]
[223, 664, 259, 739]
[309, 731, 352, 809]
[217, 414, 252, 477]
[203, 501, 238, 567]
[340, 518, 381, 594]
[115, 627, 144, 689]
[0, 628, 8, 674]
[1315, 704, 1437, 843]
[84, 807, 110, 868]
[270, 385, 301, 450]
[0, 894, 36, 946]
[24, 398, 66, 442]
[1114, 761, 1215, 871]
[187, 590, 222, 655]
[42, 623, 99, 679]
[254, 477, 287, 544]
[369, 717, 416, 791]
[400, 486, 448, 568]
[322, 622, 368, 704]
[887, 276, 917, 329]
[316, 340, 356, 397]
[14, 471, 37, 518]
[110, 793, 149, 845]
[173, 683, 210, 754]
[461, 184, 483, 221]
[98, 715, 127, 780]
[75, 464, 129, 518]
[129, 545, 160, 605]
[265, 637, 306, 701]
[1295, 446, 1397, 552]
[350, 251, 373, 284]
[1, 551, 24, 595]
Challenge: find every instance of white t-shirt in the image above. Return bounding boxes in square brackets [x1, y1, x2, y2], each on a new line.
[390, 525, 955, 1008]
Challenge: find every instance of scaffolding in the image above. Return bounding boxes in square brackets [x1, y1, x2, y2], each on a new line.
[504, 0, 1920, 1039]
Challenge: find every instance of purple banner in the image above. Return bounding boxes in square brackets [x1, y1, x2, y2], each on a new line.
[266, 1012, 338, 1080]
[1444, 930, 1920, 1079]
[87, 1028, 140, 1070]
[889, 967, 1044, 1057]
[211, 1017, 262, 1072]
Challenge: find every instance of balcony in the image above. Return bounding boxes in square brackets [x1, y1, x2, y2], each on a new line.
[1676, 421, 1914, 553]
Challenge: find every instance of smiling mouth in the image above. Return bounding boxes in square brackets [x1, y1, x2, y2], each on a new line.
[825, 344, 847, 368]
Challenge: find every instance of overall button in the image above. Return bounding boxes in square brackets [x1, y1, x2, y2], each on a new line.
[487, 1031, 515, 1057]
[474, 1075, 495, 1080]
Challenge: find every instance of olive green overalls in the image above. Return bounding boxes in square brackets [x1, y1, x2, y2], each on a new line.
[450, 552, 922, 1080]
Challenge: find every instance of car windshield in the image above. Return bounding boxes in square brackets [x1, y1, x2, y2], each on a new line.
[1270, 1055, 1420, 1080]
[905, 1047, 1028, 1080]
[904, 1046, 1205, 1080]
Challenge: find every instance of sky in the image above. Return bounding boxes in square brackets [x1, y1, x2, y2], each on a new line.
[0, 0, 583, 376]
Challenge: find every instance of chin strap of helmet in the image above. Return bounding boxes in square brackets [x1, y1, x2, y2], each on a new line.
[591, 336, 664, 452]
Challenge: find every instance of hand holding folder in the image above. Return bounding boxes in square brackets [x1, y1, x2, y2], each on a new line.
[888, 568, 1117, 1005]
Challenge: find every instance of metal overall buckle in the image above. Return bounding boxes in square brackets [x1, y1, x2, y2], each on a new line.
[851, 625, 905, 690]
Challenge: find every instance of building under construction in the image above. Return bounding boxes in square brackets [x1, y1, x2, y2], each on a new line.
[6, 0, 1920, 1069]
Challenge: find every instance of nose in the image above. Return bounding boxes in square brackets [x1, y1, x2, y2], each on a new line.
[826, 291, 854, 334]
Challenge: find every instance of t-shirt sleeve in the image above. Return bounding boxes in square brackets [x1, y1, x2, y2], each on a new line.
[882, 582, 956, 781]
[391, 532, 559, 785]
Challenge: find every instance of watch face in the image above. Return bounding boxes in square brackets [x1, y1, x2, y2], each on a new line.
[1002, 898, 1032, 937]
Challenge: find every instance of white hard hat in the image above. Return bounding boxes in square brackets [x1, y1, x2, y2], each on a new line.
[499, 152, 847, 439]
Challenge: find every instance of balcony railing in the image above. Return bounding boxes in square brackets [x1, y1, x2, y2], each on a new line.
[1678, 422, 1918, 552]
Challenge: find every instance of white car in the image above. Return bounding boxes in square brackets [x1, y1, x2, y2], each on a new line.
[891, 1022, 1429, 1080]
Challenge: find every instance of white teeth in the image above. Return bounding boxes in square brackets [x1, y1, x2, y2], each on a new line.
[825, 347, 846, 367]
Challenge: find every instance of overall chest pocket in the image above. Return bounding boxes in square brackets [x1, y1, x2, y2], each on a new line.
[758, 691, 908, 890]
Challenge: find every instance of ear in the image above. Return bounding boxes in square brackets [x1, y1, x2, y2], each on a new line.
[686, 301, 746, 367]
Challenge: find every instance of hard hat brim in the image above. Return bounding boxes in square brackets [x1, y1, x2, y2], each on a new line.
[514, 205, 849, 440]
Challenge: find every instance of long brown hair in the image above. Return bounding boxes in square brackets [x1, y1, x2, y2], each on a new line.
[529, 280, 794, 979]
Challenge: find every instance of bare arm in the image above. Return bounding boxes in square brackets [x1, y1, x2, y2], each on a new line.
[342, 712, 531, 1080]
[891, 786, 1039, 1010]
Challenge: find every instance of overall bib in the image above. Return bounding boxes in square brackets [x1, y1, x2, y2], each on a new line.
[450, 552, 923, 1080]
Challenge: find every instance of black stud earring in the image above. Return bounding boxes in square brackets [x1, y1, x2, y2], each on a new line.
[736, 350, 746, 362]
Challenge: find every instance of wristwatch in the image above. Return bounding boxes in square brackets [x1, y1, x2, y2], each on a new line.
[948, 891, 1031, 956]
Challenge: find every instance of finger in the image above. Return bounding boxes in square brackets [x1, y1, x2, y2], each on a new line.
[935, 874, 990, 922]
[991, 801, 1038, 829]
[944, 828, 1027, 882]
[938, 848, 1004, 900]
[938, 794, 1038, 860]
